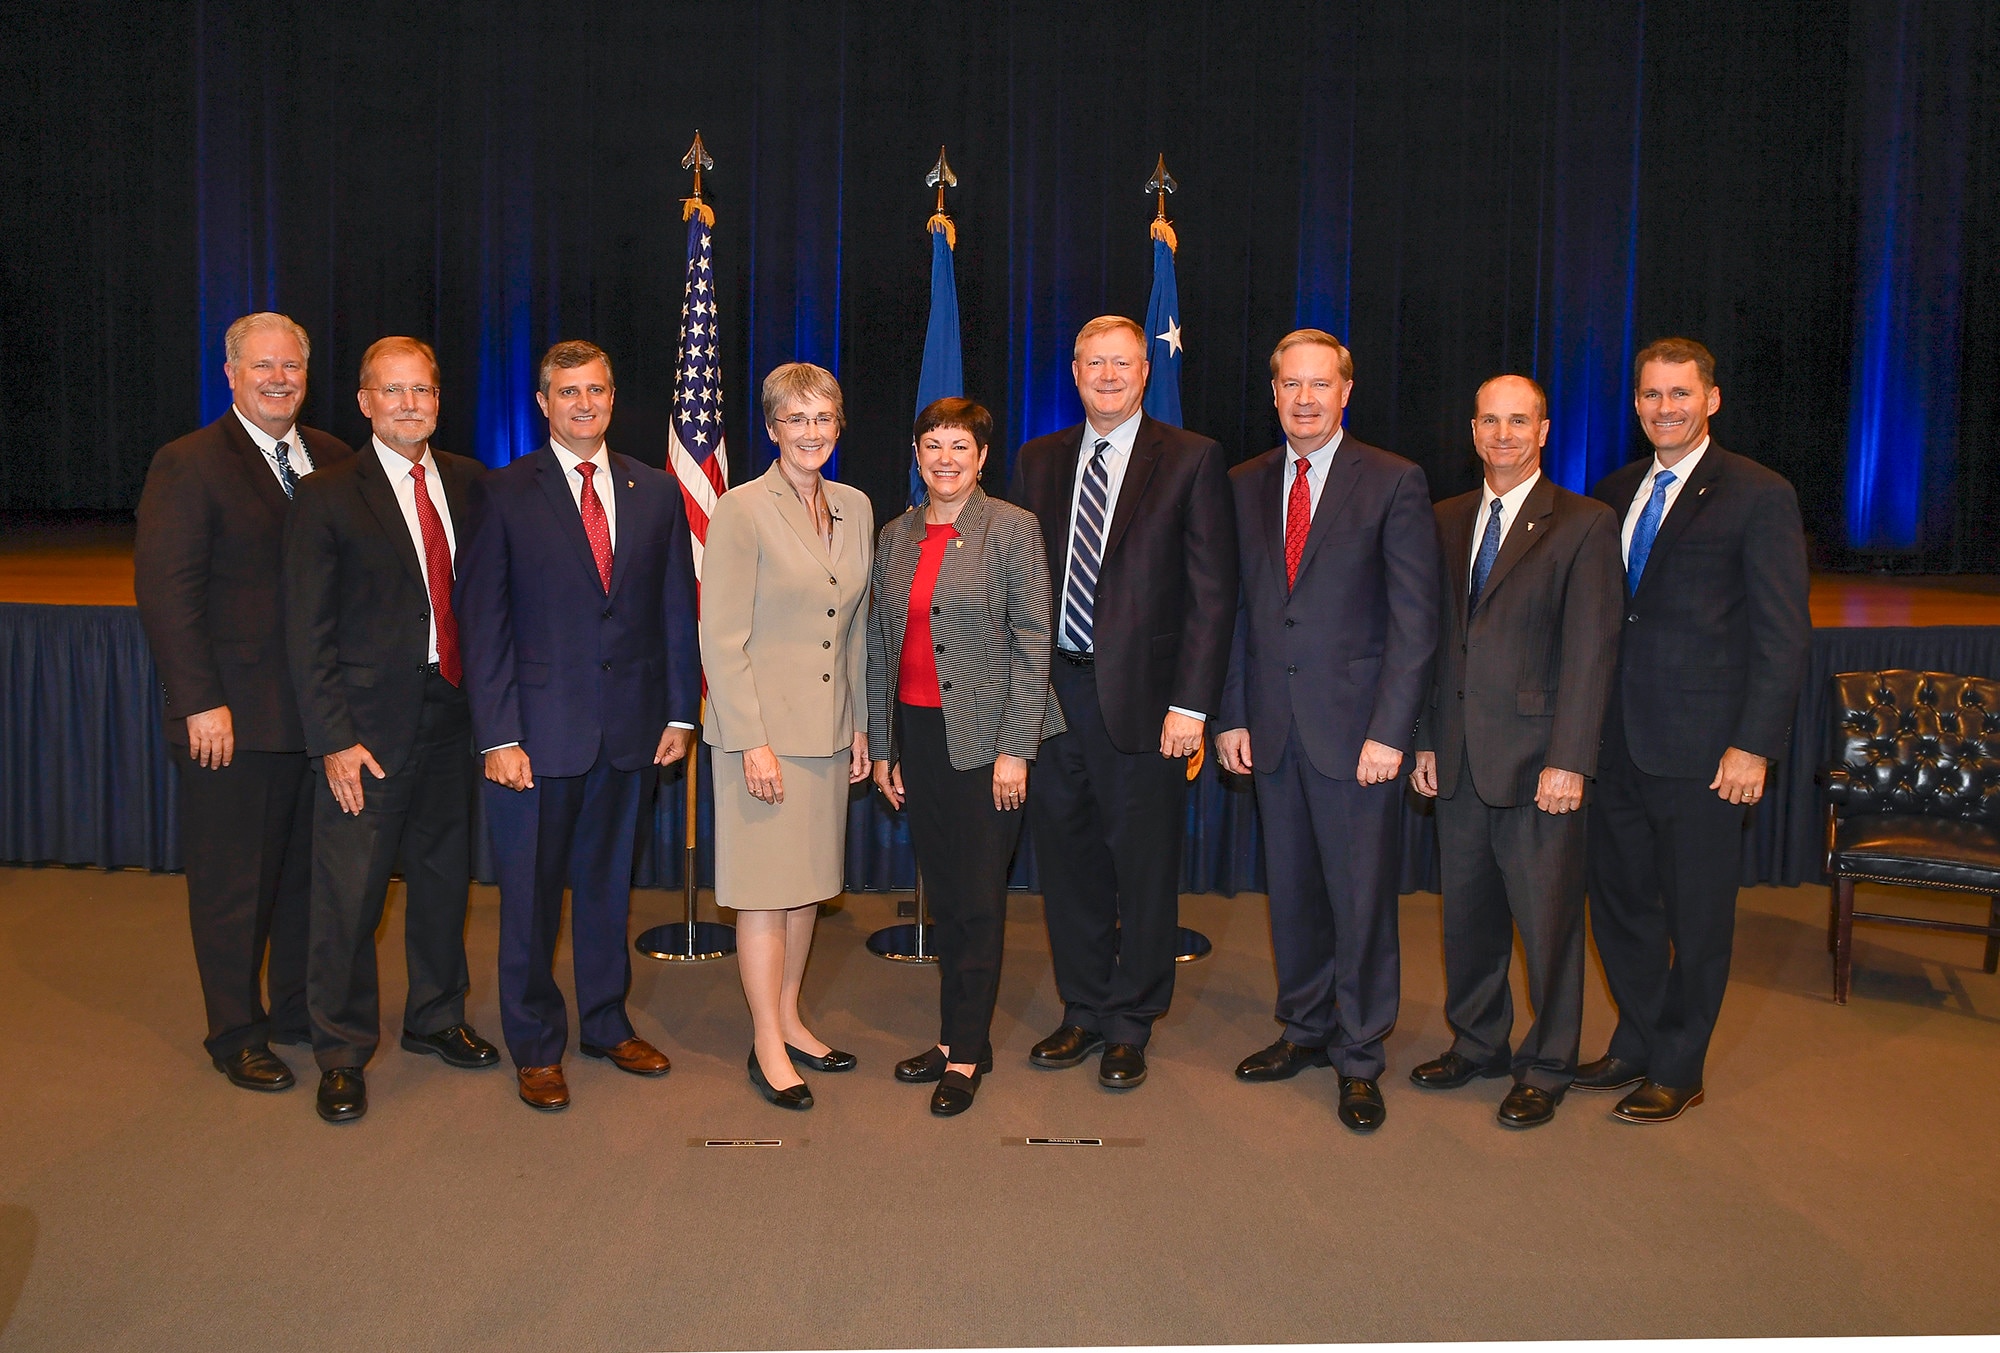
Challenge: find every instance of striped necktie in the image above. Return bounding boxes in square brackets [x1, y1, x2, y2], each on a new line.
[1060, 439, 1111, 652]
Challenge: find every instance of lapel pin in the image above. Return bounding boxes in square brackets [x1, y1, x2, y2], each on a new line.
[627, 480, 635, 488]
[1698, 486, 1709, 496]
[1525, 522, 1534, 531]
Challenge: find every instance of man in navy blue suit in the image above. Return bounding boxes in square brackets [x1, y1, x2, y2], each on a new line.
[1215, 329, 1439, 1133]
[455, 340, 701, 1111]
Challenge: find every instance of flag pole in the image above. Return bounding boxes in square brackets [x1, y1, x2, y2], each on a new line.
[637, 131, 732, 963]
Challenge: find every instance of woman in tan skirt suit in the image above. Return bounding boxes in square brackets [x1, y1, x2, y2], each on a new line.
[700, 362, 873, 1110]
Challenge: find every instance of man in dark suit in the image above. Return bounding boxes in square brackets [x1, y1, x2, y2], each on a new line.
[1579, 337, 1810, 1123]
[1408, 375, 1623, 1129]
[455, 340, 701, 1112]
[1007, 315, 1237, 1089]
[135, 312, 354, 1092]
[283, 337, 500, 1125]
[1215, 329, 1438, 1133]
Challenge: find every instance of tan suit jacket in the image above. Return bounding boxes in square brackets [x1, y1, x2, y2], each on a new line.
[700, 463, 873, 756]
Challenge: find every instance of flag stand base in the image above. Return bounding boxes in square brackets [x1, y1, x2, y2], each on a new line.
[867, 873, 937, 964]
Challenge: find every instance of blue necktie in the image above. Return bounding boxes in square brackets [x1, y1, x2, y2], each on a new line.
[272, 439, 300, 498]
[1625, 468, 1676, 594]
[1468, 496, 1503, 613]
[1060, 439, 1111, 652]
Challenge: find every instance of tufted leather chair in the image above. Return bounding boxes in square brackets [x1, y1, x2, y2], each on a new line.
[1819, 670, 2000, 1003]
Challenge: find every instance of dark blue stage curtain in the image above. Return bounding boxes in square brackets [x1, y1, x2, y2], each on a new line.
[12, 601, 1996, 896]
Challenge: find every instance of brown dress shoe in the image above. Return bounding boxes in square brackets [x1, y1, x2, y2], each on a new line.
[580, 1037, 671, 1076]
[517, 1064, 570, 1111]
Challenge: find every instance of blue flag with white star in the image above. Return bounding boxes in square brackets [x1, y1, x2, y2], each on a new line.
[1142, 234, 1183, 426]
[910, 227, 965, 506]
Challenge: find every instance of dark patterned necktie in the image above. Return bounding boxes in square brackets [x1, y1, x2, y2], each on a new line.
[272, 440, 300, 498]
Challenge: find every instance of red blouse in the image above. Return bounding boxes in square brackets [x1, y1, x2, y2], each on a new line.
[897, 521, 959, 707]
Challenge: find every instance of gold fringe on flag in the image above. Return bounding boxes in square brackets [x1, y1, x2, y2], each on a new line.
[1151, 216, 1178, 254]
[927, 211, 956, 250]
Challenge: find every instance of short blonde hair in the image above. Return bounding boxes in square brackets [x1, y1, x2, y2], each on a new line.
[225, 312, 311, 365]
[1269, 328, 1353, 382]
[359, 336, 440, 389]
[761, 362, 845, 428]
[1072, 315, 1146, 359]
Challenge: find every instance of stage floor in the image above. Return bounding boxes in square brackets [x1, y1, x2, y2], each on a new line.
[6, 518, 1999, 624]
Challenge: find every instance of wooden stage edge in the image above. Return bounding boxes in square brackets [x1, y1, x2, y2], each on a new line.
[4, 530, 2000, 628]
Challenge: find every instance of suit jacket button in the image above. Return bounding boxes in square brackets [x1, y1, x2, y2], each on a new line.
[1284, 618, 1295, 628]
[941, 681, 952, 691]
[827, 608, 836, 618]
[1287, 664, 1298, 675]
[822, 673, 831, 682]
[934, 643, 943, 653]
[1456, 690, 1464, 698]
[418, 610, 428, 621]
[1627, 613, 1639, 623]
[931, 606, 940, 615]
[602, 660, 612, 671]
[602, 607, 612, 619]
[829, 576, 837, 585]
[822, 640, 831, 649]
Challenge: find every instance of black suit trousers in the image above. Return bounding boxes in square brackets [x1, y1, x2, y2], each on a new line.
[306, 672, 474, 1070]
[173, 746, 312, 1058]
[1586, 701, 1753, 1087]
[1435, 763, 1587, 1091]
[897, 703, 1023, 1061]
[1254, 724, 1401, 1079]
[1028, 659, 1185, 1046]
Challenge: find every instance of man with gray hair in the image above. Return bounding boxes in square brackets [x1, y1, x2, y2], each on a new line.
[136, 311, 354, 1093]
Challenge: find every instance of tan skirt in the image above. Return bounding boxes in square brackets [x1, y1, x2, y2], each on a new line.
[711, 748, 851, 909]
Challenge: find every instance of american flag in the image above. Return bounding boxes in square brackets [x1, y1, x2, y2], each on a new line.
[667, 210, 728, 577]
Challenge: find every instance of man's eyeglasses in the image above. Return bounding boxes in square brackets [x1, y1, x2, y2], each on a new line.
[363, 384, 440, 400]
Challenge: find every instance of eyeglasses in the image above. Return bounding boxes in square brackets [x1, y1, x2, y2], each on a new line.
[775, 413, 838, 431]
[364, 384, 440, 400]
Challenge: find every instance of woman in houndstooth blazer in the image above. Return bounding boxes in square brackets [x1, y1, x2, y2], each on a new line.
[867, 398, 1064, 1117]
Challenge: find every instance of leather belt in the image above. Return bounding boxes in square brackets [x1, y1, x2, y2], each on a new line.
[1055, 649, 1095, 667]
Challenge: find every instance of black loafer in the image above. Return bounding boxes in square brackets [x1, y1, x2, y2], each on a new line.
[1409, 1050, 1512, 1090]
[401, 1025, 500, 1069]
[786, 1043, 857, 1073]
[895, 1046, 995, 1083]
[1497, 1082, 1562, 1128]
[1030, 1024, 1105, 1069]
[748, 1049, 813, 1110]
[316, 1067, 367, 1123]
[930, 1067, 983, 1116]
[1612, 1080, 1703, 1123]
[1236, 1038, 1333, 1082]
[1098, 1043, 1147, 1089]
[1572, 1054, 1647, 1092]
[212, 1046, 295, 1092]
[1337, 1076, 1386, 1132]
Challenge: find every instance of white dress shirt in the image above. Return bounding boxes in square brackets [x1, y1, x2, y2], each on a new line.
[1466, 468, 1543, 582]
[1280, 427, 1345, 522]
[550, 441, 617, 548]
[373, 436, 453, 663]
[1620, 436, 1709, 564]
[233, 406, 313, 486]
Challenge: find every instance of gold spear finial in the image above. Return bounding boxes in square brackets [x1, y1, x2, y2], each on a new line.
[1146, 153, 1178, 252]
[681, 131, 716, 225]
[926, 146, 958, 249]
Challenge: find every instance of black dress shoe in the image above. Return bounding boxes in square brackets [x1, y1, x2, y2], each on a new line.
[786, 1043, 857, 1072]
[401, 1025, 500, 1069]
[1572, 1054, 1647, 1092]
[1612, 1080, 1704, 1123]
[1497, 1082, 1562, 1129]
[1409, 1049, 1512, 1090]
[895, 1046, 995, 1083]
[748, 1049, 813, 1110]
[1337, 1076, 1386, 1132]
[1236, 1038, 1333, 1082]
[1098, 1043, 1147, 1089]
[1030, 1024, 1105, 1068]
[316, 1067, 367, 1123]
[212, 1046, 295, 1092]
[930, 1066, 983, 1116]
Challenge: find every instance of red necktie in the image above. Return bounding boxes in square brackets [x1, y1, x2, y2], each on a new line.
[576, 460, 614, 592]
[1284, 457, 1312, 590]
[409, 463, 461, 686]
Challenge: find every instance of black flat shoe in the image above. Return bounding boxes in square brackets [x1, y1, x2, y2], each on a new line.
[1236, 1038, 1332, 1082]
[212, 1046, 295, 1092]
[1098, 1043, 1147, 1089]
[930, 1066, 983, 1116]
[895, 1046, 995, 1083]
[786, 1043, 857, 1073]
[1409, 1049, 1512, 1090]
[316, 1067, 367, 1123]
[1572, 1054, 1647, 1092]
[1337, 1076, 1386, 1132]
[1612, 1080, 1703, 1123]
[1030, 1024, 1105, 1068]
[748, 1049, 813, 1110]
[402, 1025, 501, 1069]
[1497, 1082, 1562, 1129]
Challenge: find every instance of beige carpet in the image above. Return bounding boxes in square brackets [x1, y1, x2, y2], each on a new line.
[2, 863, 1997, 1351]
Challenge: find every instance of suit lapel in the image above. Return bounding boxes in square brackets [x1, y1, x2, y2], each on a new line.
[1471, 474, 1556, 616]
[534, 447, 608, 594]
[1633, 448, 1726, 600]
[1441, 493, 1477, 619]
[1100, 419, 1160, 564]
[605, 453, 640, 602]
[1291, 436, 1364, 587]
[437, 450, 473, 540]
[765, 463, 836, 569]
[220, 412, 293, 521]
[353, 442, 426, 590]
